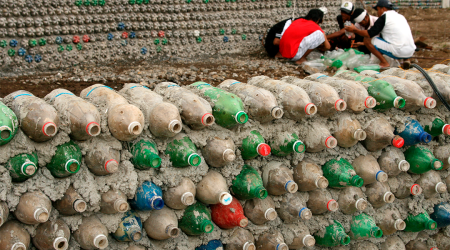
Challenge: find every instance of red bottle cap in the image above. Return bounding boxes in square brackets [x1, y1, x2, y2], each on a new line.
[410, 184, 422, 195]
[42, 122, 57, 137]
[85, 121, 100, 136]
[304, 103, 317, 115]
[392, 136, 404, 148]
[326, 199, 338, 211]
[443, 124, 450, 136]
[424, 97, 436, 109]
[257, 143, 271, 156]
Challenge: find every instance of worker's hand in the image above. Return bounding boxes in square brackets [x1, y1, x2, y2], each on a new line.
[352, 42, 364, 47]
[344, 24, 357, 33]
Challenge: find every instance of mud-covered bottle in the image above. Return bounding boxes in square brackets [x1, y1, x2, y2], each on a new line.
[395, 117, 432, 146]
[165, 133, 201, 168]
[307, 188, 339, 215]
[434, 145, 450, 170]
[15, 191, 52, 225]
[73, 216, 109, 250]
[218, 79, 283, 123]
[226, 228, 256, 250]
[365, 181, 395, 208]
[277, 192, 312, 223]
[0, 221, 30, 250]
[378, 148, 410, 176]
[431, 202, 450, 228]
[322, 158, 364, 188]
[211, 196, 248, 229]
[80, 84, 144, 141]
[6, 90, 59, 142]
[5, 152, 38, 182]
[0, 201, 8, 227]
[352, 155, 388, 185]
[293, 160, 329, 191]
[416, 171, 447, 199]
[280, 223, 315, 249]
[239, 130, 271, 160]
[389, 173, 422, 199]
[262, 161, 298, 195]
[424, 118, 450, 137]
[268, 132, 305, 157]
[113, 211, 143, 242]
[196, 170, 232, 205]
[130, 181, 164, 211]
[33, 219, 71, 250]
[404, 145, 443, 174]
[100, 189, 129, 214]
[163, 177, 196, 210]
[306, 73, 376, 112]
[202, 137, 236, 168]
[303, 122, 338, 152]
[406, 239, 435, 250]
[128, 138, 161, 170]
[333, 113, 366, 148]
[179, 202, 214, 235]
[334, 70, 405, 110]
[281, 76, 347, 117]
[54, 185, 87, 215]
[84, 141, 120, 175]
[404, 211, 437, 232]
[349, 213, 383, 240]
[377, 208, 406, 235]
[381, 236, 406, 250]
[231, 165, 268, 200]
[338, 187, 367, 215]
[247, 76, 317, 121]
[314, 220, 351, 247]
[197, 240, 223, 250]
[244, 196, 278, 225]
[154, 82, 215, 130]
[45, 89, 101, 141]
[119, 83, 182, 138]
[190, 82, 248, 128]
[144, 207, 180, 240]
[46, 141, 82, 178]
[363, 117, 405, 152]
[256, 231, 289, 250]
[0, 100, 19, 145]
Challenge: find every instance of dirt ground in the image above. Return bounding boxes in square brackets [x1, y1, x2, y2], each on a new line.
[1, 8, 449, 98]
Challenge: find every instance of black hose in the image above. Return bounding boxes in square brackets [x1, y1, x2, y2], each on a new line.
[411, 63, 450, 112]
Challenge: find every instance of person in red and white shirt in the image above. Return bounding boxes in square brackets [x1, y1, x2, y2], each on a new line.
[278, 9, 331, 65]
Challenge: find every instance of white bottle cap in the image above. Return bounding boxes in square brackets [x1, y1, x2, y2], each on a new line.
[53, 237, 68, 250]
[181, 192, 195, 206]
[73, 199, 87, 213]
[127, 121, 142, 135]
[315, 176, 329, 189]
[353, 129, 367, 141]
[264, 208, 277, 221]
[21, 161, 37, 176]
[435, 182, 447, 194]
[302, 235, 315, 247]
[383, 192, 395, 203]
[93, 234, 108, 249]
[243, 242, 256, 250]
[34, 207, 49, 223]
[355, 198, 368, 211]
[271, 106, 284, 119]
[394, 219, 406, 231]
[398, 160, 410, 172]
[219, 192, 232, 205]
[11, 243, 27, 250]
[114, 199, 129, 212]
[168, 120, 182, 133]
[222, 149, 236, 162]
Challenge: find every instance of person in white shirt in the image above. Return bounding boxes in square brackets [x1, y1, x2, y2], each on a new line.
[345, 0, 416, 68]
[351, 8, 378, 54]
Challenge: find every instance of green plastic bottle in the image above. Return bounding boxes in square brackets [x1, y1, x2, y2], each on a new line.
[334, 70, 406, 110]
[0, 101, 19, 145]
[190, 82, 248, 128]
[179, 203, 214, 235]
[268, 132, 305, 157]
[129, 139, 161, 169]
[314, 220, 351, 247]
[240, 130, 271, 160]
[46, 141, 82, 178]
[404, 212, 437, 232]
[5, 152, 38, 182]
[354, 65, 381, 73]
[349, 213, 383, 240]
[165, 134, 201, 168]
[231, 165, 268, 200]
[404, 145, 443, 174]
[322, 158, 364, 188]
[424, 118, 450, 137]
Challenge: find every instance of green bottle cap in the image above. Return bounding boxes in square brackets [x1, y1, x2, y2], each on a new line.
[293, 141, 305, 153]
[65, 159, 80, 173]
[254, 186, 268, 199]
[201, 221, 214, 233]
[21, 161, 37, 176]
[431, 159, 443, 171]
[426, 220, 437, 230]
[339, 233, 351, 245]
[351, 175, 364, 187]
[188, 153, 201, 167]
[235, 111, 249, 124]
[149, 155, 162, 168]
[0, 126, 13, 141]
[370, 227, 383, 238]
[393, 97, 406, 109]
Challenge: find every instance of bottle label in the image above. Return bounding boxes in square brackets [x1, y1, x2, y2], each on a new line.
[129, 85, 150, 90]
[51, 92, 74, 101]
[86, 85, 113, 97]
[13, 93, 33, 99]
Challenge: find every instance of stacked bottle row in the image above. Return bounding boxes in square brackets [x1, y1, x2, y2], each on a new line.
[1, 70, 450, 249]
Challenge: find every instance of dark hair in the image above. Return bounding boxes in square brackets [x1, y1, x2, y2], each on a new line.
[304, 9, 324, 24]
[351, 8, 366, 20]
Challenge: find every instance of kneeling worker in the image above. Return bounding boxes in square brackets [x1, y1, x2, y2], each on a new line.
[351, 8, 378, 54]
[278, 9, 331, 65]
[345, 0, 416, 68]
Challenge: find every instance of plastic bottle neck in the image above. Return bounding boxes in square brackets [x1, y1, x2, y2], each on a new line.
[253, 186, 268, 199]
